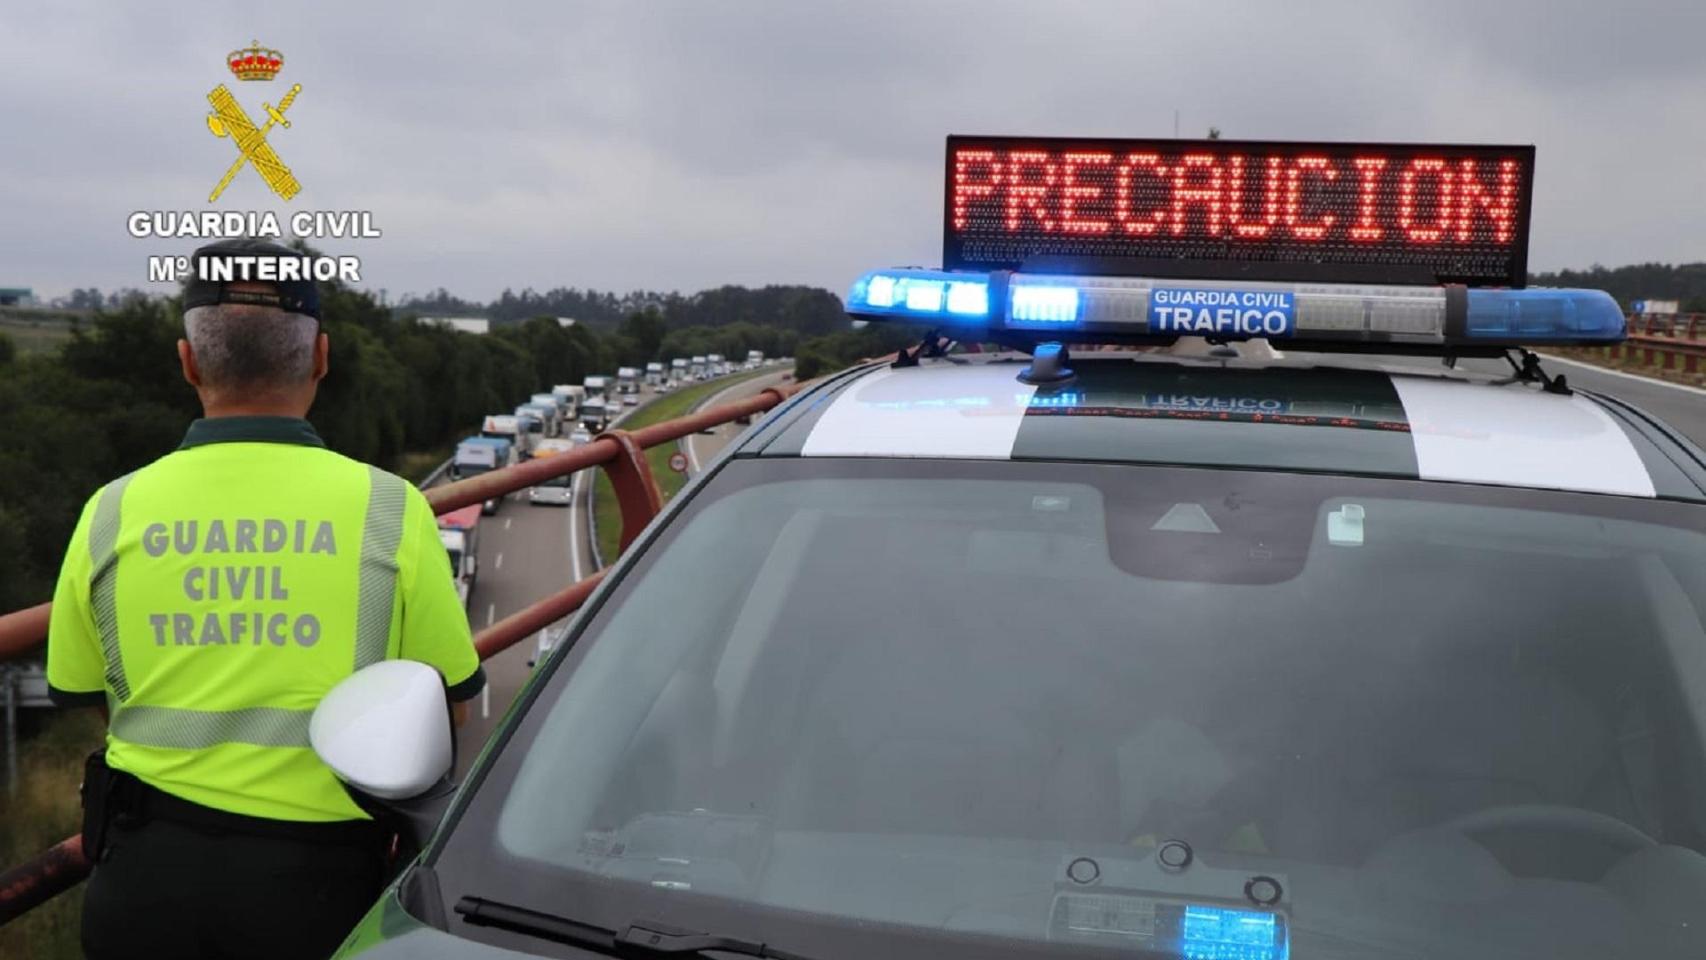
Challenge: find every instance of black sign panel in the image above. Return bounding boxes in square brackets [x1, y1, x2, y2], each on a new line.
[944, 136, 1535, 286]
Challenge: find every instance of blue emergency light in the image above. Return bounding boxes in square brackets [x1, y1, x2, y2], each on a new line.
[847, 267, 1625, 350]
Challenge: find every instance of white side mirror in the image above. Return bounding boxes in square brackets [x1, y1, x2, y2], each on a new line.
[310, 661, 452, 800]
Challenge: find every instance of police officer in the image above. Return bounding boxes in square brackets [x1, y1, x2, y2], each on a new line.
[45, 238, 485, 959]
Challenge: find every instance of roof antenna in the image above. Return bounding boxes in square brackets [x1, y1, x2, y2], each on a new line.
[1019, 342, 1076, 386]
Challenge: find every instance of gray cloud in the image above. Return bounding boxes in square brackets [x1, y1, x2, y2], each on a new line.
[1, 0, 1701, 303]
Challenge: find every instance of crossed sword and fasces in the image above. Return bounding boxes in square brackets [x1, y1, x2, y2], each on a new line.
[205, 83, 302, 202]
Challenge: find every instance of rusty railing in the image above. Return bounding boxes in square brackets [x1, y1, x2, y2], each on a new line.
[0, 380, 799, 925]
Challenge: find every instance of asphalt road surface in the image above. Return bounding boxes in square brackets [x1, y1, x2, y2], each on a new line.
[448, 368, 792, 775]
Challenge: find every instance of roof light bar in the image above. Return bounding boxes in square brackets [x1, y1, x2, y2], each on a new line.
[846, 268, 1625, 349]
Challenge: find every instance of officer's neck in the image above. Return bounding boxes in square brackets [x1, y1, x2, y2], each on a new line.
[199, 389, 314, 421]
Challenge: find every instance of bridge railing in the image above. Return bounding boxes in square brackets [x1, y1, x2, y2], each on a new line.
[0, 381, 800, 926]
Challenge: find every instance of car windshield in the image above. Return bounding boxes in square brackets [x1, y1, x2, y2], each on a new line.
[435, 458, 1706, 960]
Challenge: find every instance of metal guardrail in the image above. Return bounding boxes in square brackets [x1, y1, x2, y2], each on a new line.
[0, 381, 800, 926]
[1597, 314, 1706, 374]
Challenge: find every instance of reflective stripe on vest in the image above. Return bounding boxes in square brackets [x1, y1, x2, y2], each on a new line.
[111, 704, 312, 749]
[90, 474, 134, 702]
[355, 466, 408, 669]
[103, 466, 409, 750]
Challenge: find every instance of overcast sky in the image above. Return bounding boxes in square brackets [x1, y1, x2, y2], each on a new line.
[2, 0, 1701, 303]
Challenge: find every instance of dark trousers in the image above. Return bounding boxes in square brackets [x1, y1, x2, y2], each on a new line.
[81, 816, 386, 960]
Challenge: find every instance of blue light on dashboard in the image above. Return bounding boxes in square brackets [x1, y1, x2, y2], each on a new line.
[1465, 288, 1626, 343]
[1180, 906, 1282, 960]
[1011, 284, 1081, 323]
[947, 281, 990, 316]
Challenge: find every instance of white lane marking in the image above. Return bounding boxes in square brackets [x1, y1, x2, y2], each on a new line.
[802, 365, 1039, 458]
[480, 683, 490, 720]
[1537, 351, 1706, 398]
[494, 553, 504, 571]
[1391, 376, 1656, 497]
[568, 471, 585, 581]
[485, 602, 495, 627]
[504, 518, 512, 530]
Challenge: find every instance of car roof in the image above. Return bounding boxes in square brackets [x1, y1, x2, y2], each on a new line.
[743, 350, 1706, 501]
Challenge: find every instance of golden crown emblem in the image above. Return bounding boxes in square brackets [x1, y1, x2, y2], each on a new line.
[227, 40, 283, 81]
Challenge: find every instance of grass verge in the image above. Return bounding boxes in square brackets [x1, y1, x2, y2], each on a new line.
[0, 708, 105, 959]
[592, 370, 774, 563]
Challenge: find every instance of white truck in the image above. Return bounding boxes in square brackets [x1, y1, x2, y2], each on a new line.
[616, 367, 640, 395]
[745, 349, 764, 370]
[708, 353, 726, 376]
[584, 375, 609, 402]
[551, 384, 585, 421]
[670, 358, 688, 384]
[436, 504, 481, 607]
[690, 355, 707, 380]
[482, 414, 533, 457]
[644, 362, 664, 387]
[580, 397, 610, 432]
[529, 394, 565, 435]
[522, 397, 562, 437]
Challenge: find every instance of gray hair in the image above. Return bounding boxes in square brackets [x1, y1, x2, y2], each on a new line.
[183, 303, 318, 390]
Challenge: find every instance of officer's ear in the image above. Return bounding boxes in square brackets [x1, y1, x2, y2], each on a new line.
[311, 331, 329, 384]
[178, 339, 203, 389]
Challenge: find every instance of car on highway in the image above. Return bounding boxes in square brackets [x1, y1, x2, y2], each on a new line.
[568, 427, 592, 446]
[321, 137, 1706, 960]
[622, 393, 640, 408]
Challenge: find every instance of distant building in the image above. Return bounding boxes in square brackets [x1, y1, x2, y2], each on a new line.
[556, 317, 576, 328]
[422, 316, 490, 335]
[0, 288, 34, 307]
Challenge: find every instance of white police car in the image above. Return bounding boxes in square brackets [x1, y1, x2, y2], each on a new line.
[329, 138, 1706, 960]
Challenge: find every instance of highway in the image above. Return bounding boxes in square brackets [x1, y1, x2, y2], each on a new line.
[682, 367, 799, 473]
[447, 368, 793, 775]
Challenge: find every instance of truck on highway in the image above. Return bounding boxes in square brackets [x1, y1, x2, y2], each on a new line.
[616, 367, 640, 395]
[690, 355, 707, 380]
[480, 414, 532, 458]
[551, 384, 585, 420]
[708, 353, 726, 376]
[529, 394, 565, 435]
[670, 357, 688, 385]
[520, 399, 561, 438]
[644, 362, 664, 387]
[526, 438, 577, 506]
[745, 349, 764, 370]
[584, 375, 609, 401]
[579, 397, 609, 433]
[452, 436, 512, 515]
[435, 504, 481, 608]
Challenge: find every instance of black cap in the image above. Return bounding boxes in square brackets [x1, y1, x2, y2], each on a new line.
[182, 238, 321, 320]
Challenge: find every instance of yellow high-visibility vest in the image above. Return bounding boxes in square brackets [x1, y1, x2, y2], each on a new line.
[47, 416, 483, 822]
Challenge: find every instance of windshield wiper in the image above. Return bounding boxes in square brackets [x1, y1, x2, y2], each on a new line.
[455, 896, 817, 960]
